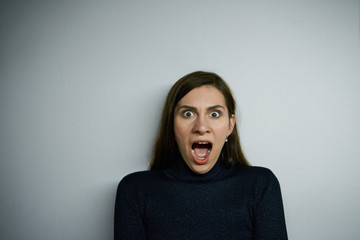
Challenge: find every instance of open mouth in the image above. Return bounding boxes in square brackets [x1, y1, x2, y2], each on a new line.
[191, 141, 212, 164]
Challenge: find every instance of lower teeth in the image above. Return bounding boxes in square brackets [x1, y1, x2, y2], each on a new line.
[191, 149, 211, 160]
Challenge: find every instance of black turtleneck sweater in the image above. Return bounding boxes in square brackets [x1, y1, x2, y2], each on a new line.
[114, 160, 287, 240]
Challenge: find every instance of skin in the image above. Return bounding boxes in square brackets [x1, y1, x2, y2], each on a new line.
[174, 85, 235, 174]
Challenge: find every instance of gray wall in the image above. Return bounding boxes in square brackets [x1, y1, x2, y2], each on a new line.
[1, 1, 359, 239]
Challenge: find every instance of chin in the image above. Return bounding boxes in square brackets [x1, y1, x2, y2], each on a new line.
[189, 162, 214, 174]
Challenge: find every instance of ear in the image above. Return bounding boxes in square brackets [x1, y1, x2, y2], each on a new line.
[227, 114, 235, 136]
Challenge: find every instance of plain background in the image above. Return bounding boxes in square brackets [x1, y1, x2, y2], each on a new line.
[1, 0, 359, 239]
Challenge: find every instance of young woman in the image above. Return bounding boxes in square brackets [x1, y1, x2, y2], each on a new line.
[114, 71, 287, 239]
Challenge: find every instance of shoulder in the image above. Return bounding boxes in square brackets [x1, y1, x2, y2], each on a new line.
[232, 165, 281, 187]
[235, 165, 276, 177]
[230, 166, 284, 204]
[116, 170, 170, 203]
[120, 170, 160, 183]
[118, 170, 165, 190]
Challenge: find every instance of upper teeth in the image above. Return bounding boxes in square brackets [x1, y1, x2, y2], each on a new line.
[197, 142, 210, 144]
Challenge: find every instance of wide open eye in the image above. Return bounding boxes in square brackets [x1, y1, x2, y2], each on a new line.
[182, 110, 195, 118]
[210, 111, 220, 118]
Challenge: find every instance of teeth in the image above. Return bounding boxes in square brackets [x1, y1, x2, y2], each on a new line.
[192, 149, 211, 153]
[191, 148, 211, 153]
[197, 142, 210, 144]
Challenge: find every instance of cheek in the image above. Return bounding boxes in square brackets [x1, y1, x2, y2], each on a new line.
[213, 121, 230, 134]
[174, 120, 188, 142]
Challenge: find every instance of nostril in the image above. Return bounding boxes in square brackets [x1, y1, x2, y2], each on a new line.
[193, 122, 210, 134]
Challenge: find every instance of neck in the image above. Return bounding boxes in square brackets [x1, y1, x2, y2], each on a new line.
[163, 156, 233, 183]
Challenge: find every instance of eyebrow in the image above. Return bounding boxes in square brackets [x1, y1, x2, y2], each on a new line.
[176, 105, 225, 112]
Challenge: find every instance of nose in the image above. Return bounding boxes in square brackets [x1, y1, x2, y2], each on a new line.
[192, 115, 210, 135]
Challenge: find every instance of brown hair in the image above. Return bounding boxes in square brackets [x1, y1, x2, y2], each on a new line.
[150, 71, 249, 170]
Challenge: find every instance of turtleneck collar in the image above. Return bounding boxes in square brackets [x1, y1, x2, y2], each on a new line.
[163, 156, 233, 183]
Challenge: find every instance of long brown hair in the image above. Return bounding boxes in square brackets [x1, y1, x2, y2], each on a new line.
[150, 71, 249, 170]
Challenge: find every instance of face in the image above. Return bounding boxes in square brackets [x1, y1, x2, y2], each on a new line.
[174, 85, 235, 174]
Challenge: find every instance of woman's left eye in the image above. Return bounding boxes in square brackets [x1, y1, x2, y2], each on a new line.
[210, 111, 220, 118]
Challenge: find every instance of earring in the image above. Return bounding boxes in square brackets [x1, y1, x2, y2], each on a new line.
[225, 138, 228, 143]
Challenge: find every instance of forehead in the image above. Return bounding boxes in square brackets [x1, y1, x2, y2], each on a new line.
[177, 85, 226, 107]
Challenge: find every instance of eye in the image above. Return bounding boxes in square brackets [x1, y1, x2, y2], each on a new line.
[182, 110, 195, 118]
[210, 111, 221, 118]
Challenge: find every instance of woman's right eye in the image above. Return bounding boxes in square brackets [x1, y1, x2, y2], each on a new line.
[182, 111, 195, 118]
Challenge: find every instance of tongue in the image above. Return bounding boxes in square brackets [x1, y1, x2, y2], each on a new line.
[193, 144, 210, 157]
[194, 147, 208, 157]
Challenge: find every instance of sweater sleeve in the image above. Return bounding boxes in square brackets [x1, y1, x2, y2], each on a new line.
[114, 178, 146, 240]
[253, 170, 288, 240]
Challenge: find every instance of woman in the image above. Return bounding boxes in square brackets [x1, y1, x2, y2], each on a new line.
[114, 71, 287, 239]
